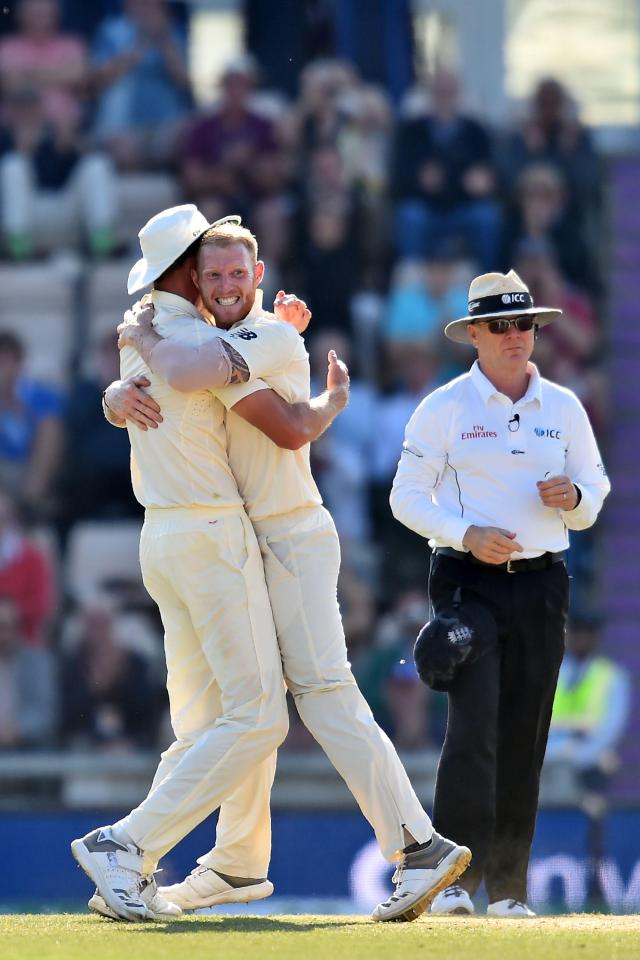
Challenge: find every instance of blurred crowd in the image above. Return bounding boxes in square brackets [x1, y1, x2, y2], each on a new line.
[0, 0, 616, 761]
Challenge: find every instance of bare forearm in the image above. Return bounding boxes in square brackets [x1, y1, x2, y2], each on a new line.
[289, 388, 347, 444]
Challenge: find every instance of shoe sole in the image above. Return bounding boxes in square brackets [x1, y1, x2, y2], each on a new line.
[156, 880, 274, 911]
[71, 839, 147, 923]
[88, 892, 180, 922]
[88, 893, 121, 921]
[373, 847, 472, 923]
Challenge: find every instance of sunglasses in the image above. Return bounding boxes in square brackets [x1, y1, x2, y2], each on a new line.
[474, 316, 536, 335]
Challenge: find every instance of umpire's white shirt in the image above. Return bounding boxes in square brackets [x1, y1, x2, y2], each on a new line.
[390, 360, 610, 557]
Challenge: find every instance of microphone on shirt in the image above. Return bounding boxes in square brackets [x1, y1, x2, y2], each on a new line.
[508, 413, 520, 433]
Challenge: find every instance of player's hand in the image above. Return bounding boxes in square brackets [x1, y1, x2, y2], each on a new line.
[273, 290, 312, 333]
[104, 376, 163, 431]
[326, 349, 349, 409]
[462, 525, 523, 564]
[117, 301, 155, 350]
[537, 474, 578, 510]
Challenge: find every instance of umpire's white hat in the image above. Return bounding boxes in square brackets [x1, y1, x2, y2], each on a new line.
[444, 269, 563, 344]
[127, 205, 241, 295]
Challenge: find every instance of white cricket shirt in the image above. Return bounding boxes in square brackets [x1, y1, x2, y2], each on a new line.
[120, 290, 244, 510]
[213, 294, 322, 522]
[390, 360, 610, 556]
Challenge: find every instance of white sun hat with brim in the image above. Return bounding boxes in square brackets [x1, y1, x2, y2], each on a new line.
[444, 269, 563, 345]
[127, 205, 241, 295]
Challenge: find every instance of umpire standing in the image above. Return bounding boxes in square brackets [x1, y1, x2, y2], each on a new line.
[390, 270, 610, 917]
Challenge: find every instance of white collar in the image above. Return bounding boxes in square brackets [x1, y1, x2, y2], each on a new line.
[470, 360, 542, 409]
[151, 289, 204, 321]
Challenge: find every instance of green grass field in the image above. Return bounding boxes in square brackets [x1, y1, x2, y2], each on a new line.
[2, 914, 640, 960]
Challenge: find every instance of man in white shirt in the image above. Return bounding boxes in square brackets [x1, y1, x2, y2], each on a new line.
[103, 218, 471, 924]
[391, 269, 610, 918]
[71, 206, 350, 923]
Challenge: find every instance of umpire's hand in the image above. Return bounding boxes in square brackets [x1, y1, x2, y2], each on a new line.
[537, 474, 579, 510]
[462, 525, 523, 564]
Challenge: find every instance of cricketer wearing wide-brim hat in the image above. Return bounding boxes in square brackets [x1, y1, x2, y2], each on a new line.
[391, 268, 610, 918]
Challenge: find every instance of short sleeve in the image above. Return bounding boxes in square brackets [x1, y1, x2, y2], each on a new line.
[214, 379, 270, 411]
[217, 321, 301, 382]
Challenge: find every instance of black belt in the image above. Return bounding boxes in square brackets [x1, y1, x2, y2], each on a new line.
[434, 547, 566, 574]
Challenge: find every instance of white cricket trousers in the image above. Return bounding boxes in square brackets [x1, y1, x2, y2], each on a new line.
[118, 507, 288, 874]
[198, 506, 433, 876]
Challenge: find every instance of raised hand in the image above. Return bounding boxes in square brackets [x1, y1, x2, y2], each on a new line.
[326, 349, 349, 409]
[273, 290, 312, 333]
[117, 301, 155, 350]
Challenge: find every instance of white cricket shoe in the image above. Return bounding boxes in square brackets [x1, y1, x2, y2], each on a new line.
[158, 864, 274, 910]
[371, 832, 472, 923]
[71, 826, 182, 922]
[430, 884, 475, 915]
[487, 898, 536, 918]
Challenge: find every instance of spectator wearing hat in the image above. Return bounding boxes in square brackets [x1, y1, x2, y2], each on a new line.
[390, 268, 610, 917]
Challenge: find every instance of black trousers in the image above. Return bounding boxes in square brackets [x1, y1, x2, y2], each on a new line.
[429, 553, 569, 903]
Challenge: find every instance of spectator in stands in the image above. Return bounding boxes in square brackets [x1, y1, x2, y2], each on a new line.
[393, 68, 502, 271]
[61, 597, 162, 751]
[547, 614, 631, 907]
[309, 330, 377, 547]
[0, 87, 118, 258]
[62, 332, 141, 528]
[383, 245, 468, 348]
[0, 0, 88, 136]
[337, 85, 393, 286]
[0, 484, 54, 646]
[181, 56, 284, 222]
[355, 590, 434, 749]
[0, 595, 57, 749]
[373, 339, 445, 490]
[506, 162, 593, 292]
[547, 615, 631, 781]
[91, 0, 192, 170]
[503, 78, 601, 211]
[0, 331, 64, 517]
[372, 339, 445, 600]
[514, 237, 605, 432]
[288, 58, 358, 158]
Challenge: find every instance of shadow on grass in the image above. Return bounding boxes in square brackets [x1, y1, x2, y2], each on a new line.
[124, 917, 361, 934]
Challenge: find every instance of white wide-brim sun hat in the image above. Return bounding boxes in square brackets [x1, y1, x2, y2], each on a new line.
[444, 269, 563, 344]
[127, 205, 241, 295]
